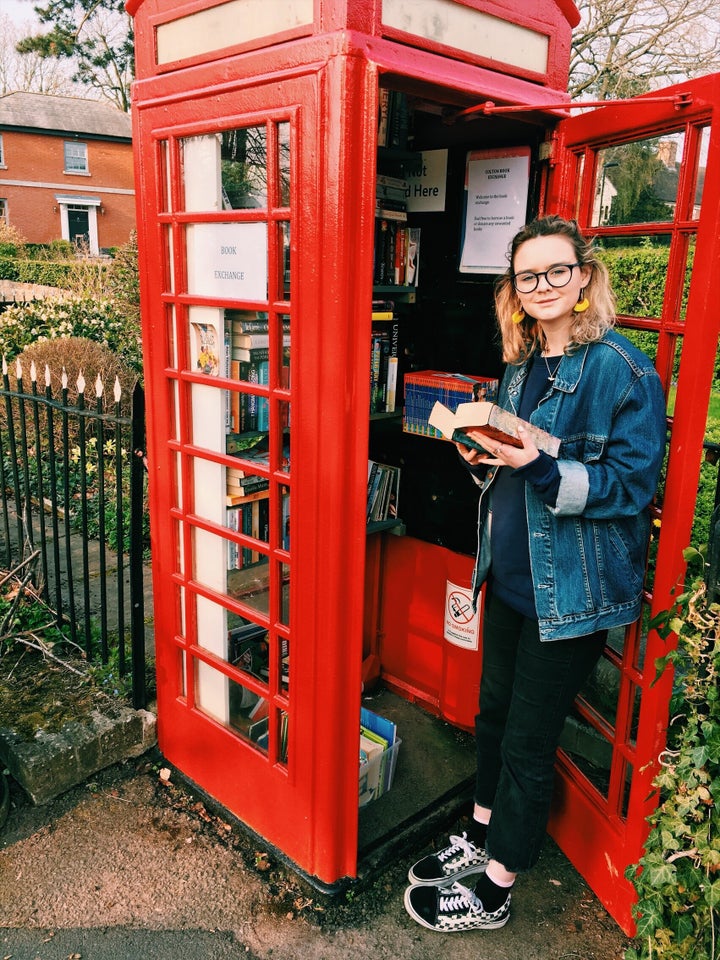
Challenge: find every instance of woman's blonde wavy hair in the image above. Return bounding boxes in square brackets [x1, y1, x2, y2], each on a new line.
[495, 216, 616, 364]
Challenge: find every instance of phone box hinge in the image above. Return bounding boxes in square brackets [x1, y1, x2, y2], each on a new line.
[538, 139, 555, 163]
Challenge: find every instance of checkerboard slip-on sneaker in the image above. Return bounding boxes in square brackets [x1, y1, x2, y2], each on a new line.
[407, 832, 490, 886]
[403, 880, 511, 932]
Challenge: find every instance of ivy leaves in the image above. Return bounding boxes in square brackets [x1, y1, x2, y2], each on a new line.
[625, 555, 720, 959]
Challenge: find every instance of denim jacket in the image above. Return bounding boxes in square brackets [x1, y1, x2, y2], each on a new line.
[471, 330, 667, 641]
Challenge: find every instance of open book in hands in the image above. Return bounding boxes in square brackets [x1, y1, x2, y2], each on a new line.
[428, 400, 561, 458]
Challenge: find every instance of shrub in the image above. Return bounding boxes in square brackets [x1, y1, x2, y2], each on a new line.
[0, 221, 27, 257]
[625, 550, 720, 960]
[8, 337, 138, 415]
[601, 246, 672, 319]
[0, 258, 19, 282]
[0, 296, 142, 374]
[105, 231, 140, 331]
[49, 239, 74, 259]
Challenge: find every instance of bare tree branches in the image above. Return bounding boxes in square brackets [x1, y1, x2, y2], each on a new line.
[6, 0, 720, 110]
[570, 0, 720, 100]
[0, 13, 78, 96]
[13, 1, 133, 111]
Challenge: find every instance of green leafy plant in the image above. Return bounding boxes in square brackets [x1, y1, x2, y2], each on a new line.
[0, 296, 142, 374]
[625, 547, 720, 959]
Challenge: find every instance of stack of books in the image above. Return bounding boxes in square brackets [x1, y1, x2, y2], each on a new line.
[223, 310, 290, 434]
[367, 459, 400, 523]
[359, 707, 401, 806]
[402, 370, 499, 439]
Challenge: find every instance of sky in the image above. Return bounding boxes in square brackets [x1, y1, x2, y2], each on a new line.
[3, 0, 40, 27]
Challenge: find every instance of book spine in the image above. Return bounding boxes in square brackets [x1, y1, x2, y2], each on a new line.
[377, 88, 390, 147]
[256, 359, 269, 433]
[370, 331, 382, 414]
[394, 227, 406, 286]
[384, 222, 396, 288]
[281, 489, 290, 550]
[374, 205, 408, 221]
[385, 321, 399, 413]
[376, 173, 408, 191]
[406, 227, 420, 286]
[388, 91, 409, 149]
[234, 347, 270, 363]
[224, 321, 232, 433]
[375, 219, 389, 285]
[379, 335, 388, 412]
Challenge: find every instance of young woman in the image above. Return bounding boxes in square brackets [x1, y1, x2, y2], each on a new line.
[404, 216, 667, 933]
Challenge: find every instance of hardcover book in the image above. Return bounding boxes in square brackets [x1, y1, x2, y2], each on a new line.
[428, 400, 561, 458]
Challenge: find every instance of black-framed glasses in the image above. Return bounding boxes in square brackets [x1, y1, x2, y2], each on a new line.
[512, 262, 581, 294]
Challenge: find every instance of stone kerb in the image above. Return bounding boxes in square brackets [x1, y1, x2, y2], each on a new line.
[0, 705, 156, 805]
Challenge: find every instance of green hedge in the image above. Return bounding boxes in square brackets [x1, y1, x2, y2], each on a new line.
[0, 258, 109, 289]
[600, 246, 673, 318]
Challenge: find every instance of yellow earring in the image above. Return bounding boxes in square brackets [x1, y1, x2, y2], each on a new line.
[511, 307, 525, 324]
[574, 292, 590, 313]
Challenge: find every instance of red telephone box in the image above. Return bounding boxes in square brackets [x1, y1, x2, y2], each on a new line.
[127, 0, 720, 933]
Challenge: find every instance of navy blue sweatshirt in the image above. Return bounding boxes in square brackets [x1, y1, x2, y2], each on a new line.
[489, 353, 562, 617]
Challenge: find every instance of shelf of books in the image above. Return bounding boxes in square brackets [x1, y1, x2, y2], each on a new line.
[189, 302, 291, 762]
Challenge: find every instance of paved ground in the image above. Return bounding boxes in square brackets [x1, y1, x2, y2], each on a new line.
[0, 758, 632, 960]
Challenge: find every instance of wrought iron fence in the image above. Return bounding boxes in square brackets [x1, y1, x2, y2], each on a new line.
[0, 357, 148, 708]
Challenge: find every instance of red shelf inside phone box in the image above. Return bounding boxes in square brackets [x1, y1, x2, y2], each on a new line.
[402, 370, 499, 439]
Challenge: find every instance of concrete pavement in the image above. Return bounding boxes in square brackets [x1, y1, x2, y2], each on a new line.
[1, 757, 632, 960]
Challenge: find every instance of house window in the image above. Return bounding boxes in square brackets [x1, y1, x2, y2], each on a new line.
[0, 199, 7, 224]
[64, 141, 89, 174]
[0, 135, 5, 166]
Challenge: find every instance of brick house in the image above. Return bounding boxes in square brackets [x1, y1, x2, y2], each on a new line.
[0, 92, 135, 254]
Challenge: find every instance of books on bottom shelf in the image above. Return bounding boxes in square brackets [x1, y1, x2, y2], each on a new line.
[359, 707, 401, 807]
[367, 460, 400, 523]
[247, 711, 289, 760]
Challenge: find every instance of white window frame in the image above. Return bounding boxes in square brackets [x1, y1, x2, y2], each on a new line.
[0, 199, 7, 224]
[63, 140, 89, 175]
[0, 134, 5, 167]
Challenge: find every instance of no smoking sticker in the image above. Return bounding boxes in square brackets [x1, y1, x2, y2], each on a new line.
[444, 581, 480, 650]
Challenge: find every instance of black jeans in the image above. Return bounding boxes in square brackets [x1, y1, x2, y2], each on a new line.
[475, 592, 606, 873]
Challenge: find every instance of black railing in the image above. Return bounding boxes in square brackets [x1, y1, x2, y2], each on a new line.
[0, 359, 148, 708]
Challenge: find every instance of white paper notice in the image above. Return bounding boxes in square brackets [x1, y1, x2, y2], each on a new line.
[459, 148, 530, 275]
[405, 149, 448, 213]
[444, 580, 480, 650]
[186, 222, 268, 300]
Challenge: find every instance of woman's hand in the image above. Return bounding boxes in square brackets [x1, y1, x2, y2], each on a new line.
[455, 440, 501, 467]
[459, 425, 540, 468]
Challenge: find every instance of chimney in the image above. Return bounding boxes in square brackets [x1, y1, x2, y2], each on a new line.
[657, 140, 678, 167]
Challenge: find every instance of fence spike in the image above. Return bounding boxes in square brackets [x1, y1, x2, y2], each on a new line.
[61, 367, 68, 390]
[114, 376, 122, 403]
[44, 363, 51, 388]
[2, 356, 6, 376]
[30, 360, 37, 383]
[77, 370, 86, 395]
[95, 373, 103, 398]
[15, 357, 22, 379]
